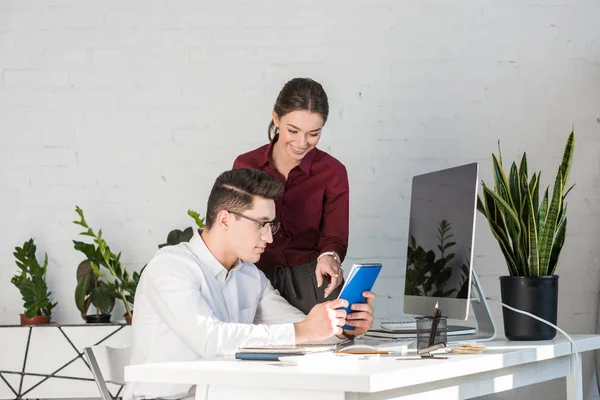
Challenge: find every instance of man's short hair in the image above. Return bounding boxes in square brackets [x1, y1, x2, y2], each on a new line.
[205, 168, 283, 229]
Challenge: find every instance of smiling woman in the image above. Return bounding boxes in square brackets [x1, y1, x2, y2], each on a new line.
[233, 77, 350, 315]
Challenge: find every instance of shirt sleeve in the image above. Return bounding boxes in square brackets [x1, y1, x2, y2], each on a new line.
[143, 257, 297, 357]
[254, 271, 306, 325]
[317, 165, 350, 262]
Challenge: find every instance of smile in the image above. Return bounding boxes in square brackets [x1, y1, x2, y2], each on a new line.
[290, 145, 307, 155]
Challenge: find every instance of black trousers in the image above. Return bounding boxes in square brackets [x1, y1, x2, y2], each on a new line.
[265, 261, 344, 315]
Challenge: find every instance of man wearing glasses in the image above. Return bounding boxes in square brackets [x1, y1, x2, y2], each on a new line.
[125, 168, 375, 400]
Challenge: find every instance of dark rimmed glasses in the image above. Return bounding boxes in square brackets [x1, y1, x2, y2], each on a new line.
[228, 211, 281, 235]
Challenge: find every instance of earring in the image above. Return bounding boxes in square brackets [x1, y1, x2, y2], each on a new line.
[275, 127, 279, 135]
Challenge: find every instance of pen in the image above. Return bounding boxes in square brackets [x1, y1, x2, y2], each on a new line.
[428, 302, 441, 347]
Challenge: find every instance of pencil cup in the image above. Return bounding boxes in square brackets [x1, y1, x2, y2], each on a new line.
[416, 316, 448, 350]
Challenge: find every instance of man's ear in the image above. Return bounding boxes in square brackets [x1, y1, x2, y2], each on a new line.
[216, 210, 231, 231]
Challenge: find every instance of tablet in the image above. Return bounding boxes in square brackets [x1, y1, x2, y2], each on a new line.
[337, 263, 382, 330]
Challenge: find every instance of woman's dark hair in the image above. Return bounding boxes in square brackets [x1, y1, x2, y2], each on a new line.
[267, 78, 329, 140]
[205, 168, 283, 229]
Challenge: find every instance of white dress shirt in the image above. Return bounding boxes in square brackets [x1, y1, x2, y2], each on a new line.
[123, 229, 305, 400]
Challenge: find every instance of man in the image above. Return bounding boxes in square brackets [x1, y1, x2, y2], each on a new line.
[124, 168, 375, 400]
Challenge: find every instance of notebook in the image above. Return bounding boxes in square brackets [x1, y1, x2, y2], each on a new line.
[235, 338, 346, 361]
[235, 338, 411, 361]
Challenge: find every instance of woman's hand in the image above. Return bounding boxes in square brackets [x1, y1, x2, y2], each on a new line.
[315, 254, 343, 298]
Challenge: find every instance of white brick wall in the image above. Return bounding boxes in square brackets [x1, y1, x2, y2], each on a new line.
[1, 1, 599, 398]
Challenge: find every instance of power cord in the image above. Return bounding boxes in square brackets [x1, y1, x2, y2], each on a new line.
[485, 297, 580, 391]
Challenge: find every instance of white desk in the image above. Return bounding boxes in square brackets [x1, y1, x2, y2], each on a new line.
[124, 334, 600, 400]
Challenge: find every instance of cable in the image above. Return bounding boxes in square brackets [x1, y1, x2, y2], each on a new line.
[485, 297, 580, 390]
[596, 293, 600, 396]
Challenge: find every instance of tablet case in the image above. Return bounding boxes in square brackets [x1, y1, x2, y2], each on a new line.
[338, 263, 382, 330]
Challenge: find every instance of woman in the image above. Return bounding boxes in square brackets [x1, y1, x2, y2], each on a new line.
[233, 77, 349, 315]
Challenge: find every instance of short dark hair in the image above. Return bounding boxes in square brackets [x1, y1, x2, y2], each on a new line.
[268, 77, 329, 140]
[205, 168, 283, 229]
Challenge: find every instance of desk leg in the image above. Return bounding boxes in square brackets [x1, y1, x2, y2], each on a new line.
[566, 354, 583, 400]
[194, 385, 345, 400]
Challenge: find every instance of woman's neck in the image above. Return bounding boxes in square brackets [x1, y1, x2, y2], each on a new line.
[271, 140, 300, 179]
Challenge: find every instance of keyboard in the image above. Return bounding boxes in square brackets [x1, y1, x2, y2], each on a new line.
[381, 318, 417, 331]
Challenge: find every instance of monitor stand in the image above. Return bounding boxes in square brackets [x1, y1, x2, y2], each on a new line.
[449, 268, 497, 342]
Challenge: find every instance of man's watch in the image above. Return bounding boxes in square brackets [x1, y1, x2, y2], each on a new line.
[341, 330, 356, 341]
[317, 251, 340, 264]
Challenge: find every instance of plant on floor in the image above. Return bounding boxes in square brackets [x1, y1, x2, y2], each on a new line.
[11, 239, 57, 321]
[477, 130, 575, 276]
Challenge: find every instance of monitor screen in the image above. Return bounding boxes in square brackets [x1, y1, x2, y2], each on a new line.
[403, 163, 478, 320]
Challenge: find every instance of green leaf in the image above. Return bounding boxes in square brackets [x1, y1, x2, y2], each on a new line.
[529, 172, 540, 223]
[73, 241, 100, 263]
[492, 154, 514, 208]
[519, 152, 528, 180]
[188, 209, 206, 228]
[75, 275, 90, 313]
[91, 286, 115, 315]
[538, 172, 563, 274]
[482, 186, 520, 231]
[548, 210, 567, 275]
[558, 130, 575, 192]
[509, 162, 521, 216]
[526, 190, 539, 276]
[181, 227, 194, 242]
[563, 183, 575, 200]
[538, 187, 549, 235]
[166, 229, 182, 245]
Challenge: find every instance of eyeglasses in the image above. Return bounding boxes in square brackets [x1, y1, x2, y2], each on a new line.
[227, 211, 281, 235]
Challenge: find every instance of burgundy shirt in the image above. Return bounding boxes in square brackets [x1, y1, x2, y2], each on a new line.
[233, 137, 349, 272]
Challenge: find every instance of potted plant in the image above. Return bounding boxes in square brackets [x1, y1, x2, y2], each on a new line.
[11, 239, 57, 325]
[73, 206, 132, 323]
[477, 130, 574, 340]
[74, 260, 115, 323]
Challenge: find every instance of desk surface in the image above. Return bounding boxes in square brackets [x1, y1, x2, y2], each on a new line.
[125, 334, 600, 395]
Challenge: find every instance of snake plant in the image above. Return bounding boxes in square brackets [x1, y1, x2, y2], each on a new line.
[477, 130, 575, 276]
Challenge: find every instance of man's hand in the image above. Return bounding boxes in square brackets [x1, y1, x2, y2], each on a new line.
[342, 291, 375, 336]
[294, 298, 348, 343]
[315, 255, 343, 298]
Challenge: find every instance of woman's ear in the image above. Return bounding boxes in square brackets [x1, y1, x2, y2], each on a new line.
[272, 111, 280, 128]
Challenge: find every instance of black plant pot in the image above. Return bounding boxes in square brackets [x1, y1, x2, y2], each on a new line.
[500, 276, 558, 341]
[85, 314, 112, 324]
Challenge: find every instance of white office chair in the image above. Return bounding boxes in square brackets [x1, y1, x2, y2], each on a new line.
[84, 345, 131, 400]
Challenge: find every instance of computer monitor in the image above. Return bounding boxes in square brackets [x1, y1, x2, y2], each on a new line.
[403, 163, 478, 320]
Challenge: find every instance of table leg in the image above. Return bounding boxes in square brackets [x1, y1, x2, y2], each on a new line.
[566, 353, 583, 400]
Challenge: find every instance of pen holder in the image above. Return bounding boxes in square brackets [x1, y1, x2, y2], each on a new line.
[416, 316, 448, 351]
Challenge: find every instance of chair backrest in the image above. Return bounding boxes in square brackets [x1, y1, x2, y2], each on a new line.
[84, 345, 131, 400]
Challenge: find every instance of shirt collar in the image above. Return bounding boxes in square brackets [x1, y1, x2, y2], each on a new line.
[188, 229, 242, 278]
[264, 134, 317, 175]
